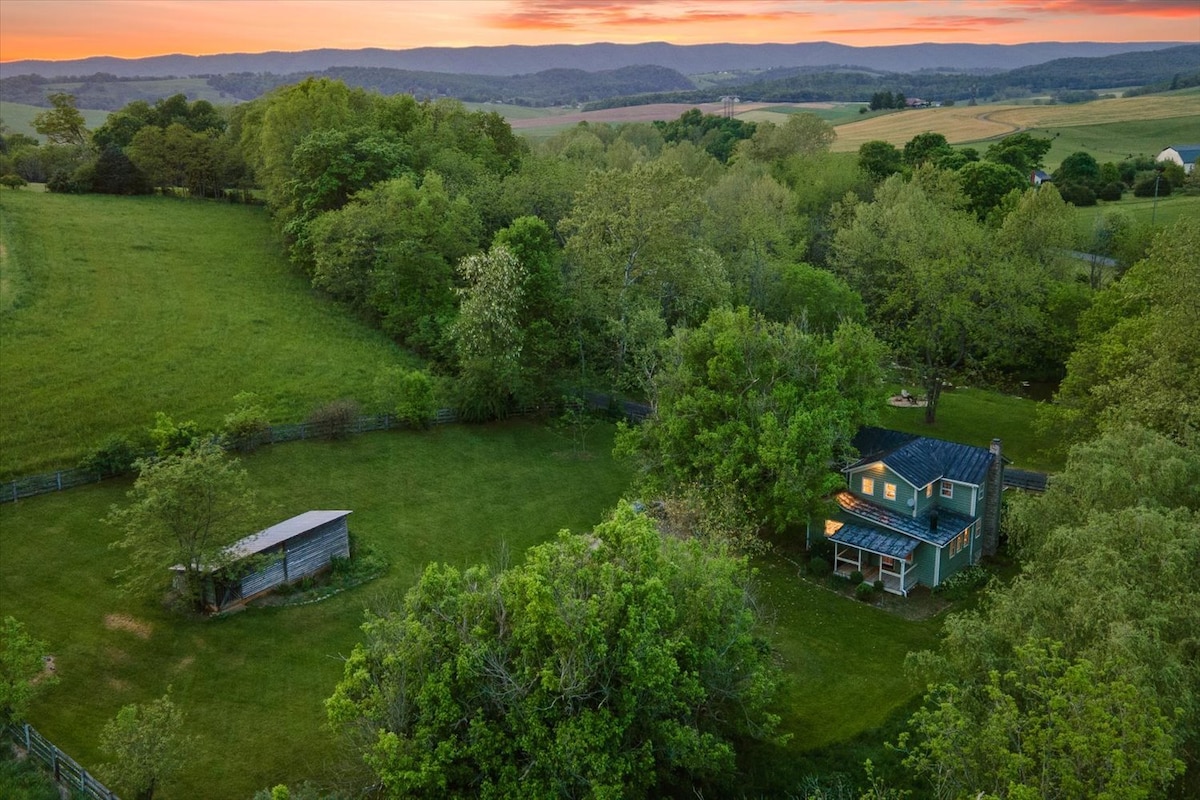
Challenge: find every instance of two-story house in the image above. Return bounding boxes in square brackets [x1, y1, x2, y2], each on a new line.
[808, 428, 1003, 595]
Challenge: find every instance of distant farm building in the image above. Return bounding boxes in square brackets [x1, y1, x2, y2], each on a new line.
[1031, 170, 1053, 186]
[174, 510, 351, 611]
[1156, 144, 1200, 174]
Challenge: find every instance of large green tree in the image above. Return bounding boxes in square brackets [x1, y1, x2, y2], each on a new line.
[32, 92, 89, 147]
[1049, 218, 1199, 445]
[0, 617, 56, 727]
[100, 691, 192, 800]
[831, 172, 1040, 422]
[903, 639, 1183, 800]
[327, 502, 782, 799]
[105, 440, 257, 612]
[616, 307, 884, 533]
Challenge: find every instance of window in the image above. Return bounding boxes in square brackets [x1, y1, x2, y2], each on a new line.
[882, 556, 896, 570]
[884, 482, 897, 500]
[940, 480, 954, 498]
[861, 477, 875, 495]
[949, 530, 970, 556]
[925, 484, 933, 498]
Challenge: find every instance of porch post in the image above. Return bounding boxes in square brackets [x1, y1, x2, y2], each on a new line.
[900, 558, 908, 596]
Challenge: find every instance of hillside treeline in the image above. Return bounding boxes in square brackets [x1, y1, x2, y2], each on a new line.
[4, 76, 1197, 796]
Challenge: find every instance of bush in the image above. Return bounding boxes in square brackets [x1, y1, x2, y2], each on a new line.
[1133, 175, 1172, 198]
[222, 392, 271, 453]
[1057, 182, 1097, 206]
[374, 366, 439, 428]
[850, 570, 864, 585]
[854, 581, 876, 601]
[809, 536, 834, 562]
[46, 169, 85, 194]
[149, 412, 203, 457]
[873, 579, 885, 593]
[0, 173, 27, 190]
[306, 399, 360, 440]
[808, 557, 831, 577]
[1097, 181, 1124, 201]
[78, 434, 141, 477]
[932, 563, 993, 600]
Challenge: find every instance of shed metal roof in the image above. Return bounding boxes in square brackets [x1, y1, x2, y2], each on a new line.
[830, 523, 920, 559]
[836, 491, 972, 548]
[227, 510, 352, 560]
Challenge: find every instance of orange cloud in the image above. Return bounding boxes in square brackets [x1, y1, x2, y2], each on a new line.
[1001, 0, 1200, 18]
[487, 0, 814, 31]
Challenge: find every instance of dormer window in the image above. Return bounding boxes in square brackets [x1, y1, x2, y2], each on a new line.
[884, 482, 896, 500]
[940, 480, 954, 498]
[925, 484, 933, 498]
[862, 477, 875, 495]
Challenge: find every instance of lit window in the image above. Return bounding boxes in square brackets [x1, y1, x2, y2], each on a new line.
[862, 477, 875, 495]
[882, 556, 895, 570]
[940, 480, 954, 498]
[925, 484, 933, 498]
[824, 520, 844, 537]
[884, 482, 897, 500]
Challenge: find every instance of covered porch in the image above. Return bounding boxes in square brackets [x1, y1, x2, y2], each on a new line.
[826, 521, 920, 596]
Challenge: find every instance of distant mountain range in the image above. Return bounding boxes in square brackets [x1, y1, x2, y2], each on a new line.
[1, 40, 1188, 80]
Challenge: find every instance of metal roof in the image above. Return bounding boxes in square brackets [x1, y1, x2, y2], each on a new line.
[836, 491, 972, 548]
[226, 510, 352, 560]
[848, 426, 995, 488]
[1162, 145, 1200, 163]
[830, 523, 920, 559]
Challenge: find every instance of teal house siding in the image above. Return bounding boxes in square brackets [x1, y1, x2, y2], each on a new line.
[849, 463, 915, 516]
[911, 542, 938, 587]
[936, 481, 975, 516]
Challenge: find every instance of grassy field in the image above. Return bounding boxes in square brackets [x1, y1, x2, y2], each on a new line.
[1073, 192, 1200, 237]
[830, 90, 1200, 156]
[0, 190, 415, 478]
[0, 423, 633, 798]
[880, 388, 1062, 473]
[0, 101, 112, 141]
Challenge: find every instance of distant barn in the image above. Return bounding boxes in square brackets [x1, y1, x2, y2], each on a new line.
[175, 510, 352, 611]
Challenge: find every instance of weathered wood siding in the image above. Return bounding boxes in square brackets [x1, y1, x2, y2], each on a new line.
[236, 516, 350, 601]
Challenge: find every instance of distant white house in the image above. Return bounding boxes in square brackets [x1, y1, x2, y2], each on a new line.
[1030, 170, 1052, 186]
[1156, 144, 1200, 174]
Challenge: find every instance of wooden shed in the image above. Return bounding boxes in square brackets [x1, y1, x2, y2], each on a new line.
[179, 510, 352, 611]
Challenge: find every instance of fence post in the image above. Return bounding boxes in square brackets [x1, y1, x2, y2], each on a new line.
[56, 471, 63, 491]
[10, 481, 16, 503]
[52, 745, 61, 780]
[24, 721, 31, 749]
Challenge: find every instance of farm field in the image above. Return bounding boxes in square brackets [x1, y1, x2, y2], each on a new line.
[0, 191, 415, 478]
[0, 100, 111, 140]
[1072, 191, 1200, 236]
[830, 90, 1199, 156]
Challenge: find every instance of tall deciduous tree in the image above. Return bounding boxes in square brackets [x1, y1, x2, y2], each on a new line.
[903, 639, 1183, 800]
[100, 691, 193, 800]
[452, 243, 526, 419]
[831, 172, 1039, 422]
[106, 440, 256, 612]
[617, 307, 884, 533]
[32, 92, 89, 147]
[1, 617, 56, 727]
[560, 160, 726, 390]
[327, 501, 782, 799]
[1049, 218, 1199, 446]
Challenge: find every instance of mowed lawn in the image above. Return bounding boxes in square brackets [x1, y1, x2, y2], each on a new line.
[0, 191, 414, 478]
[0, 423, 633, 798]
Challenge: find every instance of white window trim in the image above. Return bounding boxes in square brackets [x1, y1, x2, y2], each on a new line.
[884, 482, 897, 500]
[940, 480, 954, 499]
[861, 477, 875, 495]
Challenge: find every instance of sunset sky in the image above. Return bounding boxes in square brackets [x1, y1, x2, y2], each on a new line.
[2, 0, 1197, 63]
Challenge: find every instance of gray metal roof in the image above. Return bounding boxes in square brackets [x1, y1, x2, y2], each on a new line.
[830, 523, 920, 559]
[836, 491, 972, 548]
[848, 426, 995, 488]
[227, 510, 352, 560]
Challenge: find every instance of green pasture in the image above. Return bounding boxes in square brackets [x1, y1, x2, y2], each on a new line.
[1010, 115, 1200, 170]
[0, 101, 111, 141]
[880, 387, 1061, 473]
[0, 190, 414, 478]
[0, 423, 631, 798]
[463, 101, 576, 120]
[1073, 192, 1200, 237]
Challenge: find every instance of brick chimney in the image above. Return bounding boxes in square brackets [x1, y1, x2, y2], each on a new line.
[981, 438, 1003, 557]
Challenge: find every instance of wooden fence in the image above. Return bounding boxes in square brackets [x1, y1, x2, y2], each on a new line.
[5, 722, 120, 800]
[1, 394, 645, 505]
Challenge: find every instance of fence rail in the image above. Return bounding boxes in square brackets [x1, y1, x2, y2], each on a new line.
[5, 722, 120, 800]
[1, 394, 640, 505]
